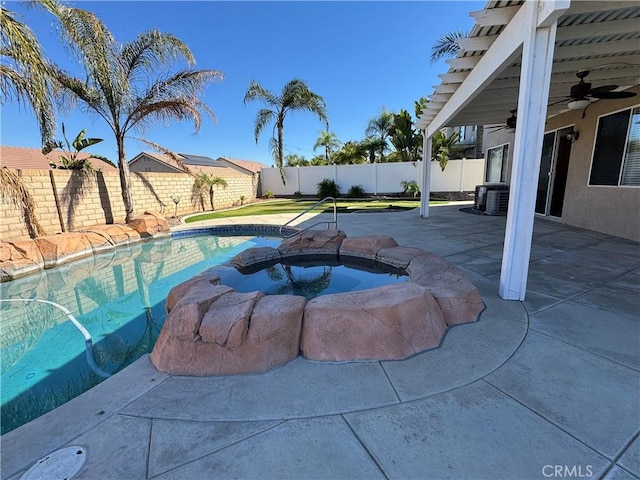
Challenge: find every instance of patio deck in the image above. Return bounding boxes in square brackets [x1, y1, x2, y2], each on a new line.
[2, 204, 638, 480]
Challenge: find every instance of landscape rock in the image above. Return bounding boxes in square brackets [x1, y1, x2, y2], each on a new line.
[301, 282, 447, 361]
[0, 241, 43, 280]
[278, 229, 346, 258]
[231, 247, 281, 273]
[128, 212, 170, 238]
[376, 246, 427, 268]
[151, 291, 306, 376]
[34, 233, 93, 268]
[86, 224, 140, 245]
[339, 236, 398, 261]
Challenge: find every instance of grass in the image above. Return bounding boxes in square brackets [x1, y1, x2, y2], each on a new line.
[184, 198, 449, 223]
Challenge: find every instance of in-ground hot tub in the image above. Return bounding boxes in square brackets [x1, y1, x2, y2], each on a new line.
[150, 230, 485, 376]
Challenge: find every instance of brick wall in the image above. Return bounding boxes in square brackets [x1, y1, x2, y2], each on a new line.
[1, 169, 259, 240]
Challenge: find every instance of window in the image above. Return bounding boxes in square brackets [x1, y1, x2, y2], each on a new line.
[589, 106, 640, 186]
[485, 144, 509, 183]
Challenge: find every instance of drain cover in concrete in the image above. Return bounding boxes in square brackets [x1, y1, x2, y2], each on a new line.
[20, 446, 87, 480]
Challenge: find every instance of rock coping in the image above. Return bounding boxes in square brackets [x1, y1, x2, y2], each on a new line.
[0, 212, 169, 282]
[150, 229, 485, 376]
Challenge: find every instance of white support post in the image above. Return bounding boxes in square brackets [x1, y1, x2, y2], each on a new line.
[499, 1, 559, 300]
[420, 134, 432, 217]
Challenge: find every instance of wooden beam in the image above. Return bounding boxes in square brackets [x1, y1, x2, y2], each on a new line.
[438, 72, 468, 83]
[432, 84, 459, 94]
[564, 1, 639, 16]
[500, 1, 560, 300]
[429, 93, 453, 103]
[556, 17, 640, 41]
[445, 56, 481, 70]
[554, 38, 640, 60]
[469, 5, 520, 26]
[457, 35, 498, 53]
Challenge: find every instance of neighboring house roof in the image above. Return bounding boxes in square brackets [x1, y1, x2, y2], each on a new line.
[0, 145, 118, 171]
[129, 151, 244, 176]
[216, 157, 267, 174]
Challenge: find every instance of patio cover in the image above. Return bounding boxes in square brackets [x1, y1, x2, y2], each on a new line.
[417, 0, 640, 300]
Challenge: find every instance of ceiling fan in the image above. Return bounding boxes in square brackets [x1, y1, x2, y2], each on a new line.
[488, 109, 517, 133]
[550, 70, 637, 110]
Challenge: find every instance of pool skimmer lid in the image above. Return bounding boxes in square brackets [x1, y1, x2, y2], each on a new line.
[21, 446, 86, 480]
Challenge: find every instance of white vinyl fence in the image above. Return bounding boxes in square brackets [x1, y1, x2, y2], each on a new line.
[260, 159, 485, 196]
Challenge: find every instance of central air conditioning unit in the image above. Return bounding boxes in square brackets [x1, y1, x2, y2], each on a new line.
[474, 184, 509, 215]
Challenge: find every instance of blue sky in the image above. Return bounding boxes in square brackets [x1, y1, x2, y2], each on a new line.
[1, 1, 482, 166]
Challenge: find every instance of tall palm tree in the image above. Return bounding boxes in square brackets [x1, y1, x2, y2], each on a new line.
[313, 130, 340, 164]
[365, 109, 394, 162]
[40, 1, 223, 222]
[430, 29, 468, 63]
[243, 78, 328, 183]
[0, 5, 56, 146]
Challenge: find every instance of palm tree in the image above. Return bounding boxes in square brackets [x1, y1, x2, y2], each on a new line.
[193, 173, 228, 211]
[431, 130, 462, 171]
[365, 109, 394, 162]
[430, 29, 468, 63]
[360, 137, 387, 164]
[388, 110, 422, 162]
[0, 5, 56, 146]
[313, 130, 340, 164]
[40, 1, 223, 222]
[243, 78, 328, 182]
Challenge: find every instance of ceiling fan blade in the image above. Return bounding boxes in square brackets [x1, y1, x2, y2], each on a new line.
[589, 85, 619, 95]
[548, 98, 571, 107]
[590, 90, 637, 99]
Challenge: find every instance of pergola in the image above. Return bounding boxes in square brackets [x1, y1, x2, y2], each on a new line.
[417, 0, 640, 300]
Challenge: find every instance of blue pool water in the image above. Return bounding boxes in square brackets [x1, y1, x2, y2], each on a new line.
[0, 233, 281, 434]
[220, 262, 407, 300]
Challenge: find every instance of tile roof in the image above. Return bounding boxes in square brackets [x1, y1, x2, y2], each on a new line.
[0, 145, 118, 172]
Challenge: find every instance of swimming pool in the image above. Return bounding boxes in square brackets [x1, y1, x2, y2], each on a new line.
[0, 231, 282, 434]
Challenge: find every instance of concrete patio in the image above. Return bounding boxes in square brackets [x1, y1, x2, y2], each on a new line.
[2, 204, 639, 480]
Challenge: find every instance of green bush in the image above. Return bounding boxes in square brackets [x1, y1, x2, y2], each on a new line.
[264, 191, 275, 199]
[401, 180, 421, 197]
[347, 185, 366, 198]
[316, 178, 340, 198]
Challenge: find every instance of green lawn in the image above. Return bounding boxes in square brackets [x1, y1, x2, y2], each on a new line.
[184, 198, 447, 223]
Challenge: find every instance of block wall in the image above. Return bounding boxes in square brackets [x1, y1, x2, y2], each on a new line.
[1, 169, 259, 240]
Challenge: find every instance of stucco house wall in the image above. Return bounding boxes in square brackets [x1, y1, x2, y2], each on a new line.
[544, 86, 640, 242]
[483, 85, 640, 242]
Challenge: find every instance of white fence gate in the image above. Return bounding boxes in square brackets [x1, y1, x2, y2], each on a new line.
[260, 159, 485, 196]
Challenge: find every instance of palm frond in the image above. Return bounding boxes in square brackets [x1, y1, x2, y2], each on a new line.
[0, 5, 56, 145]
[121, 30, 195, 78]
[254, 108, 276, 143]
[430, 29, 468, 63]
[243, 80, 277, 106]
[0, 168, 46, 237]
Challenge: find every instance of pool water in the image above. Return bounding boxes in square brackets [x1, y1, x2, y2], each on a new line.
[0, 234, 281, 434]
[219, 262, 407, 300]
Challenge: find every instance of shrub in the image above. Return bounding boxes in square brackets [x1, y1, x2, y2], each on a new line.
[401, 180, 421, 197]
[316, 178, 340, 198]
[264, 191, 275, 199]
[347, 185, 366, 198]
